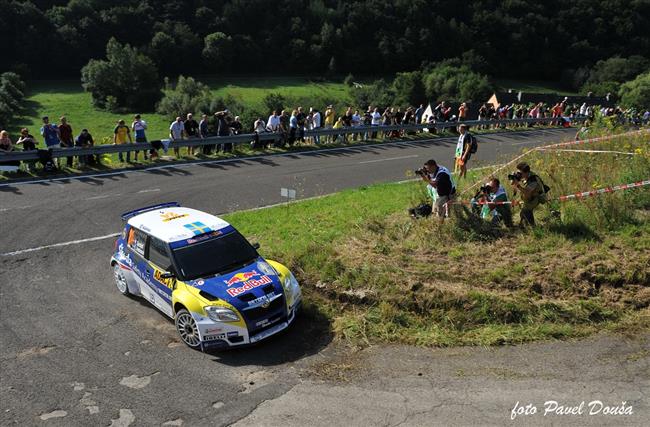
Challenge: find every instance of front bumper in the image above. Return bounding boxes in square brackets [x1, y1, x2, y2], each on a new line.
[196, 299, 301, 350]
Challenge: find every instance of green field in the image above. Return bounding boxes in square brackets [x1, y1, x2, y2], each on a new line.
[493, 79, 579, 96]
[11, 77, 352, 143]
[223, 128, 649, 346]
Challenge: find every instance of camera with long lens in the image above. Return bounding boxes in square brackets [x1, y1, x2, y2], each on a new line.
[414, 167, 428, 177]
[507, 171, 523, 182]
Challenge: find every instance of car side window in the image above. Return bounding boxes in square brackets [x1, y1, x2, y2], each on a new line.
[127, 227, 147, 257]
[148, 236, 172, 271]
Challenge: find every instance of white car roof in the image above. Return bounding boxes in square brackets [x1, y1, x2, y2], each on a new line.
[128, 207, 231, 243]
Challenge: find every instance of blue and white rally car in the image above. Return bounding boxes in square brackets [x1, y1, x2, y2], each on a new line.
[110, 202, 302, 350]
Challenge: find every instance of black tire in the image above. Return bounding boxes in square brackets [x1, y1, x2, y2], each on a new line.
[175, 309, 202, 349]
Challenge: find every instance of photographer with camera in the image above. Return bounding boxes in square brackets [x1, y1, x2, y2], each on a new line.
[472, 177, 513, 227]
[417, 159, 456, 222]
[509, 162, 548, 227]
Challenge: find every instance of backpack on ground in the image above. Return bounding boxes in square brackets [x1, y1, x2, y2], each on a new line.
[409, 203, 432, 218]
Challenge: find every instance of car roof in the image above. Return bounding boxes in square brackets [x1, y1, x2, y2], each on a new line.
[127, 207, 231, 243]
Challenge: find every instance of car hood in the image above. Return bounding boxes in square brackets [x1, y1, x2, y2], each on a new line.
[186, 258, 282, 302]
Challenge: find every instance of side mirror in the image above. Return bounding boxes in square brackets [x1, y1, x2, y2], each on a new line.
[252, 243, 261, 250]
[159, 271, 175, 279]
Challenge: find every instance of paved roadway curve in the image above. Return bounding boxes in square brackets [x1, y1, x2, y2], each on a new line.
[1, 127, 648, 426]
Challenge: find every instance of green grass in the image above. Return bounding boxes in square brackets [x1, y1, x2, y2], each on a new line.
[493, 79, 578, 96]
[220, 129, 650, 347]
[204, 75, 352, 111]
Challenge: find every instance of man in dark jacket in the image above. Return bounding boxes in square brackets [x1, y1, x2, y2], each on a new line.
[421, 159, 456, 222]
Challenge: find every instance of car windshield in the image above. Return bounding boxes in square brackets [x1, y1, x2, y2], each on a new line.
[172, 231, 258, 280]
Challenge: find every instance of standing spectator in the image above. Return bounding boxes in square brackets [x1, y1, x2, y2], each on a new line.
[58, 116, 74, 167]
[352, 109, 361, 141]
[296, 107, 306, 142]
[114, 119, 133, 162]
[305, 112, 314, 144]
[184, 113, 199, 156]
[312, 107, 321, 145]
[363, 107, 372, 139]
[455, 124, 473, 179]
[342, 107, 353, 142]
[16, 128, 38, 171]
[458, 103, 467, 121]
[253, 117, 267, 149]
[414, 104, 424, 126]
[371, 107, 381, 138]
[332, 116, 344, 143]
[324, 105, 335, 143]
[199, 113, 212, 155]
[169, 116, 185, 158]
[267, 110, 280, 132]
[131, 114, 148, 161]
[289, 110, 298, 146]
[277, 110, 289, 147]
[0, 130, 13, 152]
[75, 128, 94, 166]
[215, 111, 231, 153]
[40, 116, 60, 149]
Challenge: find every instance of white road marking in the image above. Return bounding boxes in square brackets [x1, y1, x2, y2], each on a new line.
[86, 194, 114, 200]
[1, 233, 120, 257]
[137, 188, 161, 193]
[0, 205, 32, 212]
[358, 154, 419, 164]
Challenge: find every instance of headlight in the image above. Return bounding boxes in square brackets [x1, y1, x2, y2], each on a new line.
[283, 272, 301, 306]
[204, 306, 239, 322]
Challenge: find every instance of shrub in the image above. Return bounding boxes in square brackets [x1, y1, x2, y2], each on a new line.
[81, 38, 162, 112]
[618, 72, 650, 110]
[0, 72, 26, 129]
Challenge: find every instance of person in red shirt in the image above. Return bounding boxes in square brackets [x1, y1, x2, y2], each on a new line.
[58, 116, 74, 167]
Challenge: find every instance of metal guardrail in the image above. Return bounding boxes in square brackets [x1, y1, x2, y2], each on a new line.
[0, 117, 584, 162]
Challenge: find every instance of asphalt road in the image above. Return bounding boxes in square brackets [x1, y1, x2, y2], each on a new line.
[2, 127, 648, 426]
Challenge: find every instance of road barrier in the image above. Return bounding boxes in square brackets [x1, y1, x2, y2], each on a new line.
[0, 117, 586, 163]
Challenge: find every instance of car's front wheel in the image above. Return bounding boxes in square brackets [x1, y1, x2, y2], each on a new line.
[113, 263, 130, 296]
[175, 309, 201, 349]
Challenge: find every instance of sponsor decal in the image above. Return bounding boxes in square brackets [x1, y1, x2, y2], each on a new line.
[195, 279, 205, 286]
[256, 319, 270, 327]
[183, 221, 212, 236]
[224, 270, 260, 286]
[117, 244, 134, 267]
[153, 269, 175, 289]
[226, 331, 239, 337]
[226, 276, 273, 297]
[203, 333, 225, 341]
[186, 230, 222, 244]
[161, 212, 189, 222]
[248, 294, 274, 308]
[205, 327, 223, 334]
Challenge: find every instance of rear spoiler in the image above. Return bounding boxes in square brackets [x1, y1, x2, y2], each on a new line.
[120, 202, 181, 221]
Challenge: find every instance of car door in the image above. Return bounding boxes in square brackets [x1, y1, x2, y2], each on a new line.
[126, 226, 155, 304]
[145, 236, 175, 318]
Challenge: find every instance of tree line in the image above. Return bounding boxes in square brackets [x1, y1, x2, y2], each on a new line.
[4, 0, 649, 81]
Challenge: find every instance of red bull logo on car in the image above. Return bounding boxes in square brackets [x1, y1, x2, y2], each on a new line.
[224, 270, 260, 286]
[226, 275, 273, 297]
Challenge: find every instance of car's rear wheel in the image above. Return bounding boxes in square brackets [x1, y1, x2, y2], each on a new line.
[175, 309, 201, 349]
[113, 264, 130, 296]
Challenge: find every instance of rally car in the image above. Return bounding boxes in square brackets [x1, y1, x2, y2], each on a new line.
[110, 202, 302, 350]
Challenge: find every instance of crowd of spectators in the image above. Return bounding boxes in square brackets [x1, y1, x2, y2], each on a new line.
[1, 101, 649, 173]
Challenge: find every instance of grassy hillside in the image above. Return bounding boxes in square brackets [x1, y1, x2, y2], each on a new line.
[224, 128, 650, 346]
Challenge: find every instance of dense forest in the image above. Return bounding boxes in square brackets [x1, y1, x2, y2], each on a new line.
[3, 0, 650, 83]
